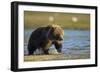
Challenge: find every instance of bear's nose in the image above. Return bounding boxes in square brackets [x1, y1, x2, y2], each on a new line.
[59, 36, 63, 40]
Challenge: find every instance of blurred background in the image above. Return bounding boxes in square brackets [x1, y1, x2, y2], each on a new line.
[24, 11, 90, 29]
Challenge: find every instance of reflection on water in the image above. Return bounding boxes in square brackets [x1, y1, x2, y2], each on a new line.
[24, 29, 90, 57]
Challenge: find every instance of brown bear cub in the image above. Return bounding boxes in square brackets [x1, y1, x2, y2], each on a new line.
[28, 24, 64, 55]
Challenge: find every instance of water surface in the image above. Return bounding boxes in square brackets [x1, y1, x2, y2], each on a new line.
[24, 29, 90, 59]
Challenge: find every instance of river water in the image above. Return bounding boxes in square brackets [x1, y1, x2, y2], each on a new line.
[24, 29, 90, 58]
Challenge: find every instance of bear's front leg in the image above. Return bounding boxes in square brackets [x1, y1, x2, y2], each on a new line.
[41, 40, 52, 55]
[54, 41, 62, 53]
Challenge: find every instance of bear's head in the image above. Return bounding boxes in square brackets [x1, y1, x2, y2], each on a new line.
[44, 24, 64, 53]
[46, 24, 64, 41]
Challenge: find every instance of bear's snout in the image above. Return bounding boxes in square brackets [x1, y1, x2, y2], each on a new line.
[59, 36, 63, 40]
